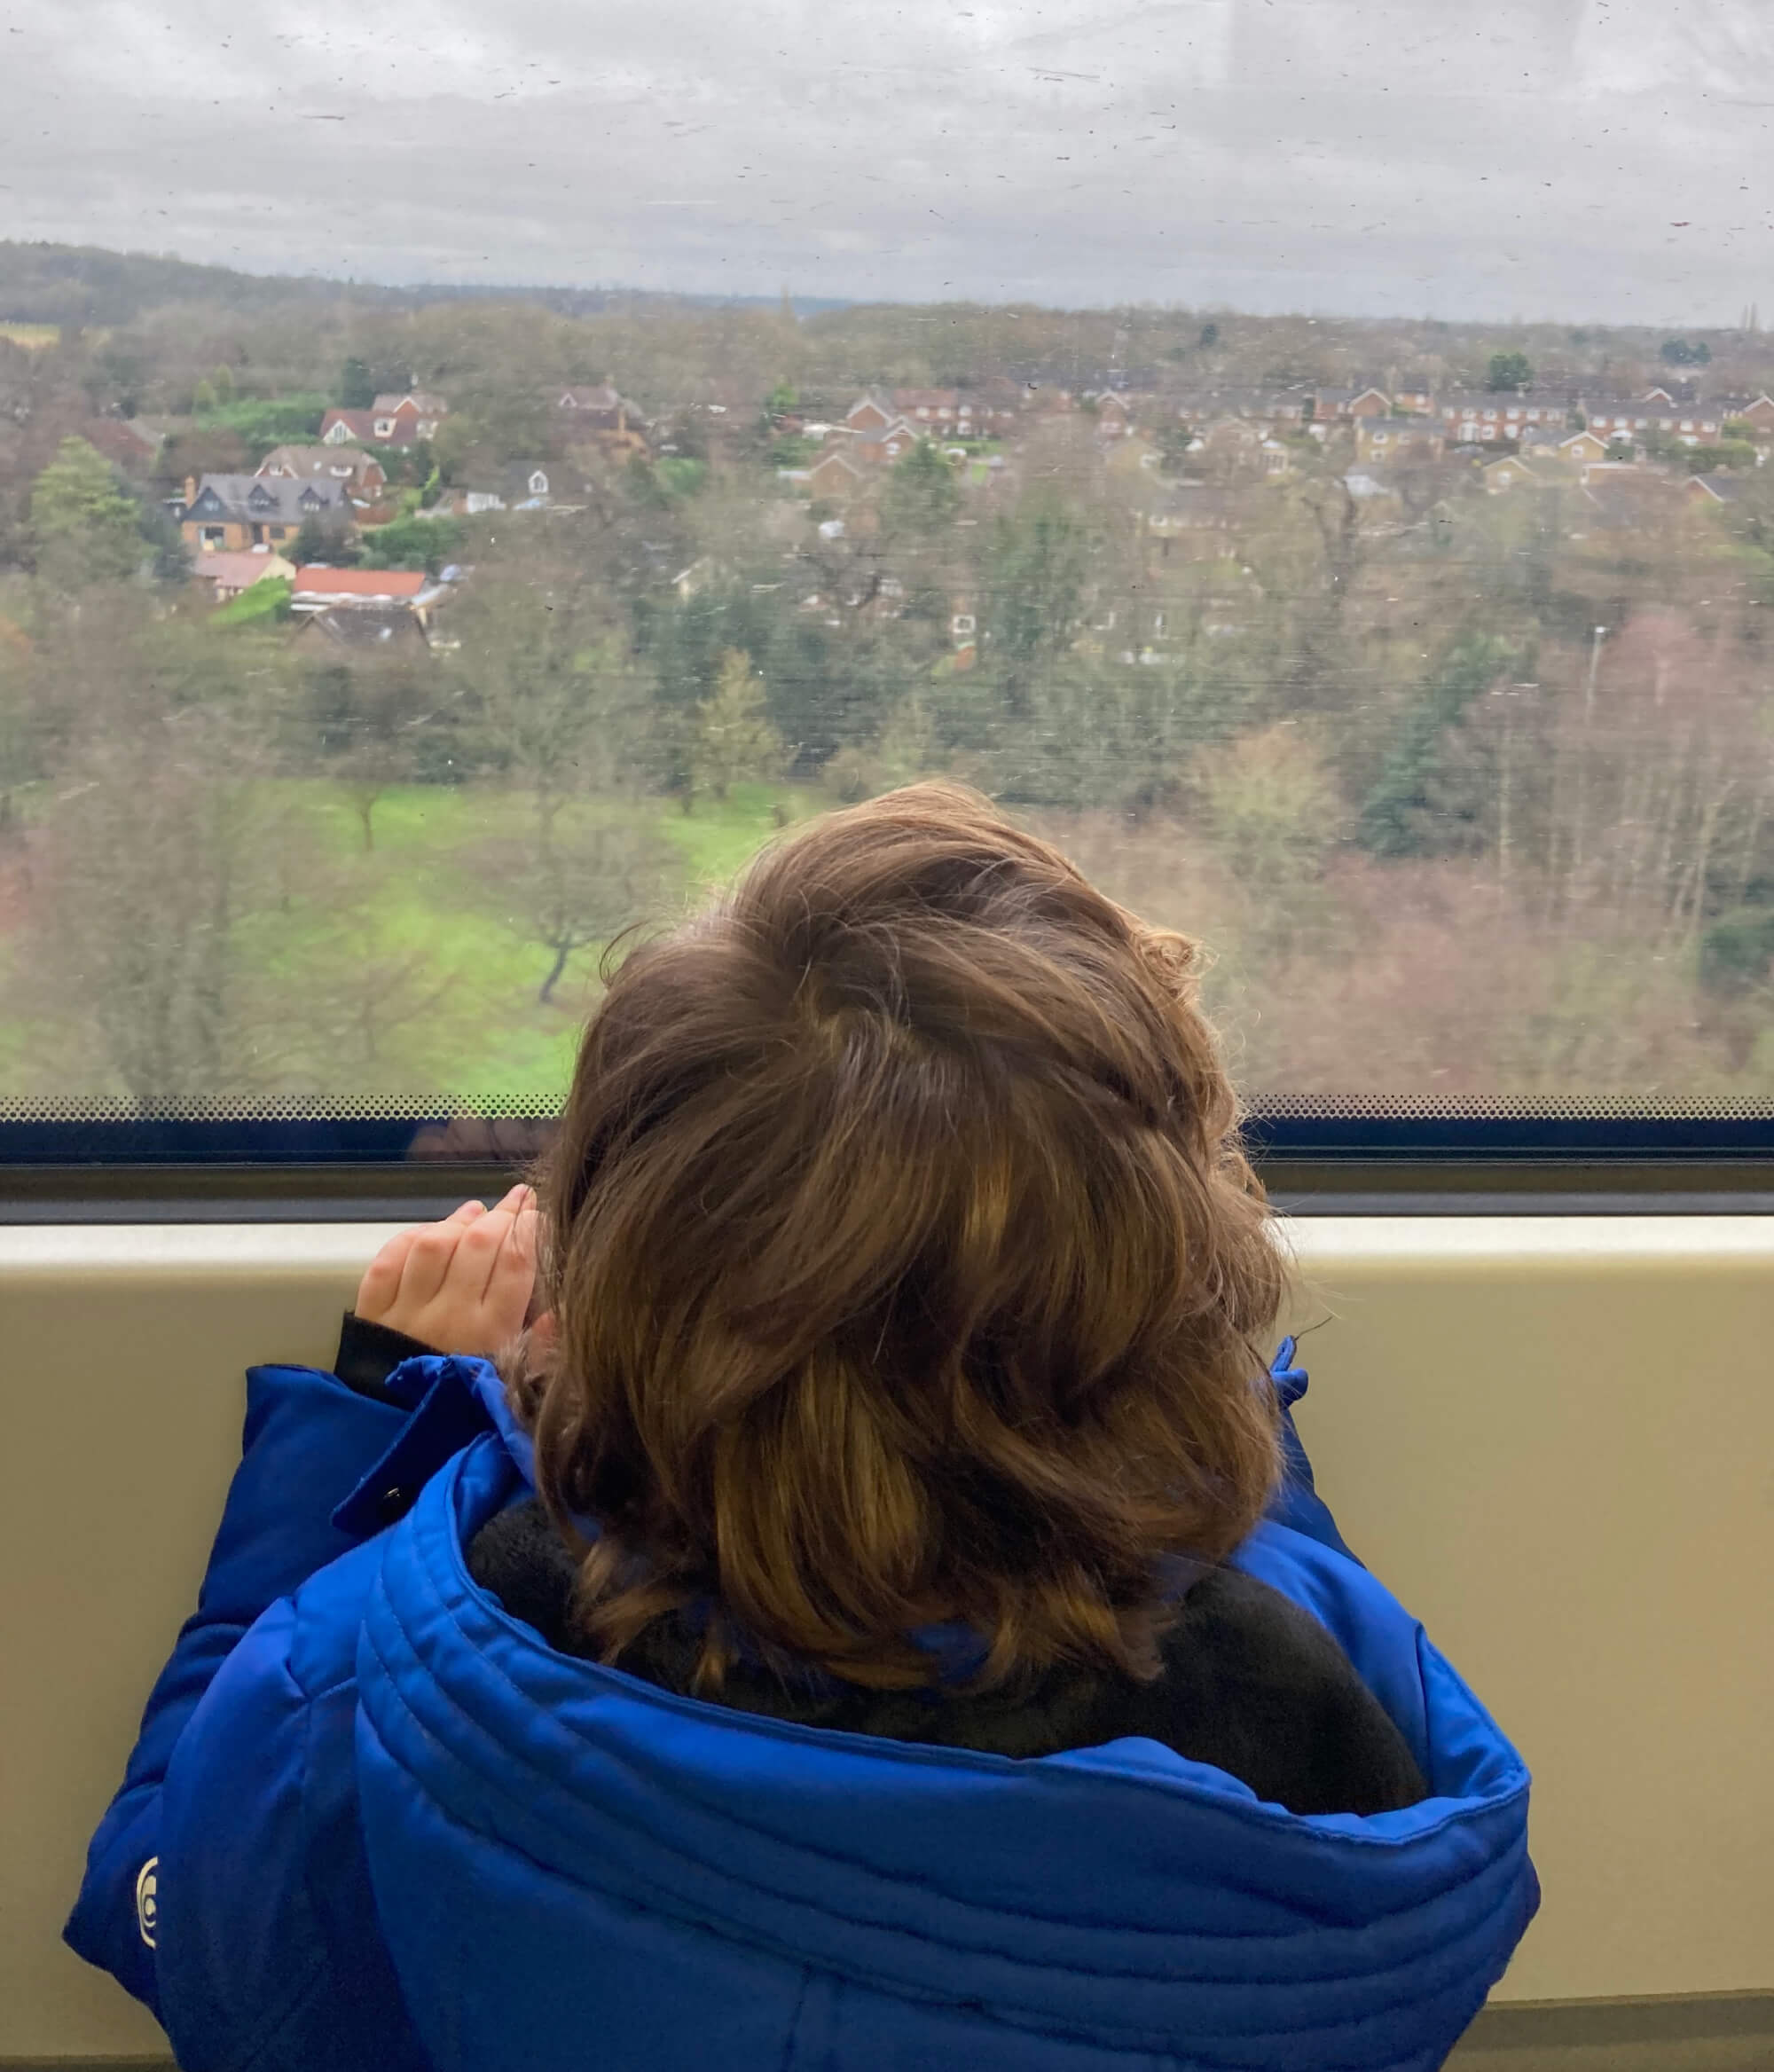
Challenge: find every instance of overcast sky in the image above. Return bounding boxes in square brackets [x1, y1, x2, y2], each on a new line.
[2, 0, 1771, 324]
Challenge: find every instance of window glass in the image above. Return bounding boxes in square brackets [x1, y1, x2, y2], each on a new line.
[3, 3, 1774, 1158]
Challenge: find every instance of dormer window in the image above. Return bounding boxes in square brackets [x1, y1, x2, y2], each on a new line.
[373, 419, 396, 438]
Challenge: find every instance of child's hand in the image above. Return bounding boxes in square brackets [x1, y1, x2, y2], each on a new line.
[355, 1185, 539, 1359]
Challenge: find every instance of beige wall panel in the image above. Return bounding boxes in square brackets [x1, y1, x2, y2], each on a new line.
[1, 1218, 1770, 2058]
[1284, 1220, 1774, 2005]
[0, 1227, 396, 2060]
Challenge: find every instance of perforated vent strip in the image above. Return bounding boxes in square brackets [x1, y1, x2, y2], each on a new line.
[5, 1093, 1774, 1124]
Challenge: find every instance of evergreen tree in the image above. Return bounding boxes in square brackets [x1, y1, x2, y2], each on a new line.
[29, 436, 145, 584]
[291, 514, 357, 568]
[1485, 350, 1534, 392]
[1358, 638, 1519, 857]
[880, 439, 960, 538]
[691, 649, 783, 803]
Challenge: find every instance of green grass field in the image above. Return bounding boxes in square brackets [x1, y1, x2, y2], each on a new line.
[0, 778, 829, 1111]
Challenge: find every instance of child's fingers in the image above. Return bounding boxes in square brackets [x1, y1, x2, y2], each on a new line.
[483, 1189, 538, 1292]
[490, 1203, 540, 1306]
[449, 1189, 521, 1279]
[482, 1206, 542, 1340]
[397, 1202, 483, 1307]
[457, 1189, 538, 1303]
[357, 1226, 421, 1315]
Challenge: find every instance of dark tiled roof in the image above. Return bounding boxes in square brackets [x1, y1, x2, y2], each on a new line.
[297, 605, 430, 649]
[186, 475, 346, 522]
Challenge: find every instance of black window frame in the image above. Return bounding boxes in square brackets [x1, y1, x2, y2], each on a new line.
[6, 1109, 1774, 1221]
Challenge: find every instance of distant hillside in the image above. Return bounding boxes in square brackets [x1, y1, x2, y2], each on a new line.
[0, 241, 850, 330]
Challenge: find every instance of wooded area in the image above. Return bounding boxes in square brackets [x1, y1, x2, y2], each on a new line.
[4, 243, 1774, 1111]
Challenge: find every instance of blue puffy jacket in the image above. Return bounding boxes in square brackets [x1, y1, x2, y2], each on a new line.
[67, 1344, 1538, 2071]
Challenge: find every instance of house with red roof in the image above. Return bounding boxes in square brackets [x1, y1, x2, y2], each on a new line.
[290, 566, 448, 627]
[318, 392, 449, 448]
[319, 409, 377, 447]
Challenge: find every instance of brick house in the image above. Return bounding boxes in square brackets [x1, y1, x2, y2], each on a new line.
[805, 450, 864, 501]
[1355, 419, 1443, 461]
[890, 388, 1015, 436]
[557, 384, 648, 453]
[892, 390, 963, 432]
[852, 419, 920, 465]
[319, 409, 377, 447]
[1314, 386, 1391, 420]
[179, 474, 348, 553]
[845, 392, 899, 436]
[1482, 455, 1552, 493]
[369, 392, 448, 443]
[256, 445, 387, 496]
[1264, 388, 1317, 426]
[1557, 428, 1612, 465]
[1581, 398, 1722, 445]
[1439, 391, 1574, 443]
[318, 395, 447, 448]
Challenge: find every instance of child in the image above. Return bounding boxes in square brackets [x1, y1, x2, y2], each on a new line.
[67, 781, 1538, 2070]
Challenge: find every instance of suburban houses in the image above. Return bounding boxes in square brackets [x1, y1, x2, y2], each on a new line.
[556, 384, 649, 454]
[318, 390, 449, 448]
[127, 343, 1771, 677]
[256, 444, 389, 497]
[177, 473, 349, 553]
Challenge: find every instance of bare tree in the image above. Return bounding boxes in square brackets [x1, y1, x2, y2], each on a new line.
[480, 813, 679, 1006]
[27, 710, 268, 1105]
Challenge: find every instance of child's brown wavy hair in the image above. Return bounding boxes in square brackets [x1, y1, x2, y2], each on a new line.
[514, 781, 1287, 1693]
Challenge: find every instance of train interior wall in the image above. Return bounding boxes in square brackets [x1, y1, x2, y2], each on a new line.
[3, 1216, 1771, 2071]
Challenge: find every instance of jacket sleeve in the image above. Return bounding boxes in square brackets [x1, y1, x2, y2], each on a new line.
[62, 1358, 416, 2023]
[1264, 1338, 1367, 1569]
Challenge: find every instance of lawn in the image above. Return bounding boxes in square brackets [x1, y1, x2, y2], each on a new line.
[0, 778, 830, 1112]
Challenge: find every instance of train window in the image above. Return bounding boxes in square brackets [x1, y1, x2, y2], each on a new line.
[3, 5, 1773, 1189]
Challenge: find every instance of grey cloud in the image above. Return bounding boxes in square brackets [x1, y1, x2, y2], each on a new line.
[1, 0, 1770, 320]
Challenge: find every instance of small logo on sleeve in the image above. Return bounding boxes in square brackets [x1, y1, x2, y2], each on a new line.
[135, 1857, 159, 1948]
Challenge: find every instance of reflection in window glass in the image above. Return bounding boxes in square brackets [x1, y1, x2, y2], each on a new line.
[3, 4, 1774, 1129]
